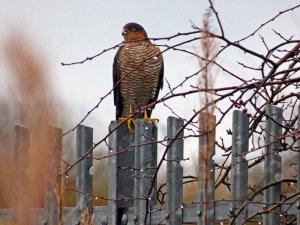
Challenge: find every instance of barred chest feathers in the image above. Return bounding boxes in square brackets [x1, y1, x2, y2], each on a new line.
[118, 42, 163, 116]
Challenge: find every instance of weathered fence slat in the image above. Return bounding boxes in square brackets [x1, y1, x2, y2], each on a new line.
[108, 121, 135, 225]
[45, 126, 63, 225]
[230, 110, 249, 224]
[76, 125, 93, 221]
[134, 119, 157, 225]
[166, 117, 184, 225]
[263, 104, 283, 225]
[198, 113, 216, 225]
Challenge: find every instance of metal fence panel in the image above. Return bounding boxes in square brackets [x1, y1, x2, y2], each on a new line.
[76, 125, 93, 222]
[297, 104, 300, 225]
[108, 121, 135, 225]
[134, 119, 157, 225]
[263, 104, 283, 225]
[14, 125, 30, 224]
[1, 107, 299, 224]
[231, 111, 249, 224]
[166, 117, 184, 225]
[198, 113, 216, 225]
[45, 126, 62, 225]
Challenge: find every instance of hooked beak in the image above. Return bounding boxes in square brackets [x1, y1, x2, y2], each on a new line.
[122, 28, 127, 36]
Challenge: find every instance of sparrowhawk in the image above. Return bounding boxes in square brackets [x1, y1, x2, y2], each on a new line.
[113, 22, 164, 129]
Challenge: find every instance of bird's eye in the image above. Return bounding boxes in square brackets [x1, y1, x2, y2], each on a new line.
[130, 27, 136, 32]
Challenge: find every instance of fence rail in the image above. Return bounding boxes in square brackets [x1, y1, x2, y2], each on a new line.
[0, 104, 299, 224]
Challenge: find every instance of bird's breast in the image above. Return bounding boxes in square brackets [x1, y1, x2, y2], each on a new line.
[117, 42, 163, 115]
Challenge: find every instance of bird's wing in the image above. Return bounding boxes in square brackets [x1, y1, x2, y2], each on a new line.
[147, 50, 164, 117]
[113, 46, 123, 119]
[152, 58, 164, 102]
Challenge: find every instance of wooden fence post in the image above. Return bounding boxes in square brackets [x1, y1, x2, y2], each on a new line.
[198, 113, 216, 225]
[230, 111, 249, 224]
[263, 104, 282, 225]
[108, 121, 135, 225]
[76, 125, 93, 222]
[134, 119, 157, 225]
[166, 117, 184, 225]
[45, 126, 63, 225]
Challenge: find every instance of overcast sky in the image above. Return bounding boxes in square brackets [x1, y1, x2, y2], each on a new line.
[0, 1, 299, 161]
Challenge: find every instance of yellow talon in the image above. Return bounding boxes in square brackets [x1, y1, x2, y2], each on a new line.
[118, 117, 136, 133]
[143, 111, 159, 123]
[118, 104, 137, 133]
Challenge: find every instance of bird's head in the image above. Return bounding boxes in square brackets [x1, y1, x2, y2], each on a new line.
[122, 23, 148, 42]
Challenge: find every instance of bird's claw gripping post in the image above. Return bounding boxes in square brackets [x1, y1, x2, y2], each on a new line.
[118, 117, 136, 133]
[143, 111, 159, 124]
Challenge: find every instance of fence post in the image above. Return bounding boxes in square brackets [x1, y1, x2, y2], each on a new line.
[134, 119, 157, 225]
[198, 113, 216, 225]
[166, 117, 184, 225]
[45, 126, 63, 225]
[297, 104, 300, 225]
[230, 111, 249, 224]
[76, 125, 93, 223]
[14, 125, 30, 224]
[108, 121, 135, 225]
[263, 104, 282, 225]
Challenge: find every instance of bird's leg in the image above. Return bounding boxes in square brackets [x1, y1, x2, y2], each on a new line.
[118, 117, 136, 132]
[143, 110, 159, 123]
[118, 104, 136, 133]
[127, 104, 136, 132]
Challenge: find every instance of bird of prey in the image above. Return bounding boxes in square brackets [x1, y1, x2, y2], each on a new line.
[113, 22, 164, 130]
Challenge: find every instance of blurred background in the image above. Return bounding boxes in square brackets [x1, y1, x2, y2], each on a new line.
[0, 0, 299, 211]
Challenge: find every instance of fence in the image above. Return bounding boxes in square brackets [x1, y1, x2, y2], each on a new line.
[0, 104, 299, 224]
